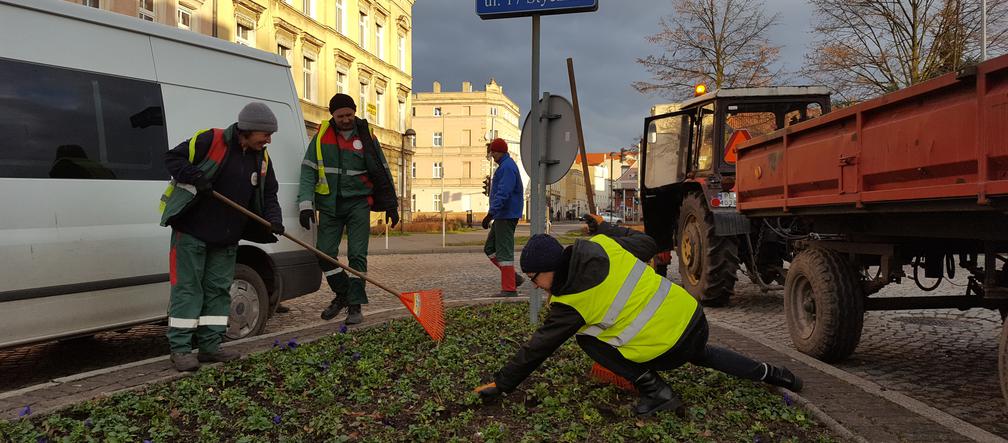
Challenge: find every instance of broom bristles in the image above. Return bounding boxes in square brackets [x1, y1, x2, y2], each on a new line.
[397, 289, 445, 341]
[589, 363, 636, 392]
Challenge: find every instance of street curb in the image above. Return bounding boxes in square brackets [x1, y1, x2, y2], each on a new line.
[364, 245, 526, 255]
[712, 320, 1007, 443]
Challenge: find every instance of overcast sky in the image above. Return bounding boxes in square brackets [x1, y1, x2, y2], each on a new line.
[412, 0, 815, 153]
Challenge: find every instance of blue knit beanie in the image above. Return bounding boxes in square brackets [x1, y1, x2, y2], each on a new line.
[520, 234, 564, 273]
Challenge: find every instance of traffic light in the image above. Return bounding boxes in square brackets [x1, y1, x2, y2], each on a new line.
[482, 175, 491, 196]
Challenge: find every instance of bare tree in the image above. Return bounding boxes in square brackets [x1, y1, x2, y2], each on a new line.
[805, 0, 1008, 102]
[634, 0, 783, 99]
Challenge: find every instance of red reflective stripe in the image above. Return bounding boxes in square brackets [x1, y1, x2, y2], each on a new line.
[206, 129, 227, 163]
[358, 174, 373, 189]
[366, 195, 374, 207]
[169, 243, 177, 286]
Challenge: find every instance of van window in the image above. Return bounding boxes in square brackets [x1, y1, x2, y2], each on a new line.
[0, 58, 169, 180]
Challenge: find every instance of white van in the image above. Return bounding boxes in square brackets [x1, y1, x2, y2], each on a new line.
[0, 0, 321, 348]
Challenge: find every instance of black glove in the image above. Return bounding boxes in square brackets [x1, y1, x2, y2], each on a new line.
[581, 213, 603, 233]
[385, 209, 400, 229]
[481, 213, 492, 230]
[474, 382, 502, 401]
[271, 222, 284, 235]
[193, 174, 212, 196]
[299, 209, 316, 230]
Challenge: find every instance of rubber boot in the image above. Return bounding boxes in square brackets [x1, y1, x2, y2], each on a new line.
[321, 296, 348, 321]
[345, 304, 363, 325]
[763, 364, 803, 392]
[633, 371, 684, 417]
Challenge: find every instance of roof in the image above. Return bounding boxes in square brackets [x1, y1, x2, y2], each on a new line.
[678, 86, 831, 109]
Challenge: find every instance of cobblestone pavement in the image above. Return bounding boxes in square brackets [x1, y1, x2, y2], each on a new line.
[2, 249, 1006, 439]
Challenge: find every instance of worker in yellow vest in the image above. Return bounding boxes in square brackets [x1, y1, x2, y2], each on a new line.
[474, 215, 802, 416]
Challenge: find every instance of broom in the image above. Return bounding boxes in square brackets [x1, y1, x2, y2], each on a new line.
[212, 191, 445, 341]
[588, 363, 636, 392]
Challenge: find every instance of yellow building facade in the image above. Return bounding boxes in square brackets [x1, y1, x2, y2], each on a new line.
[66, 0, 416, 217]
[411, 80, 525, 219]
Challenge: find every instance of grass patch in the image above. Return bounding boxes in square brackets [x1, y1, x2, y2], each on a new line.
[0, 304, 839, 442]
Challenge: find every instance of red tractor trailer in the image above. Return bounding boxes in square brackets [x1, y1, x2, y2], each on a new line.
[640, 56, 1008, 406]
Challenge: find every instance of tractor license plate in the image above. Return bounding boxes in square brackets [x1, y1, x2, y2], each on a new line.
[717, 192, 737, 207]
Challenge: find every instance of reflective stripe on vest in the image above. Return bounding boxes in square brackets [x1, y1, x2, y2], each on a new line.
[314, 120, 331, 195]
[159, 128, 226, 214]
[550, 235, 699, 362]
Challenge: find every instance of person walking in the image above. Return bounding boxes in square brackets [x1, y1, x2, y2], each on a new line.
[298, 93, 399, 325]
[481, 138, 525, 297]
[474, 215, 802, 416]
[160, 102, 284, 372]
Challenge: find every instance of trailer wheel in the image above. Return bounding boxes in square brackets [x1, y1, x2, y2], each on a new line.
[1001, 322, 1008, 412]
[226, 264, 270, 341]
[677, 193, 739, 306]
[785, 247, 865, 362]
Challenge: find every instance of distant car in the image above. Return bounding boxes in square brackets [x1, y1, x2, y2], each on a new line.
[601, 212, 624, 225]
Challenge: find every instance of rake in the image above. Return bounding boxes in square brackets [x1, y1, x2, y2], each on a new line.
[588, 362, 636, 392]
[213, 191, 445, 341]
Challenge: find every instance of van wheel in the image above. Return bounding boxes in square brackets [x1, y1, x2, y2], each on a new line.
[677, 193, 739, 306]
[785, 247, 864, 362]
[226, 264, 269, 341]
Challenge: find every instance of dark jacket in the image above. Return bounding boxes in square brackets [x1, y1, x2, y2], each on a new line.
[164, 124, 281, 245]
[494, 223, 694, 392]
[354, 117, 399, 212]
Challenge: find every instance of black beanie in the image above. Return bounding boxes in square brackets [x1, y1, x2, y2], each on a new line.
[328, 93, 356, 113]
[520, 234, 564, 273]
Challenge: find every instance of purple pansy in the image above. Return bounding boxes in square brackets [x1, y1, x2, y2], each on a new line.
[339, 324, 348, 334]
[273, 415, 282, 424]
[286, 339, 299, 349]
[273, 339, 280, 348]
[351, 352, 361, 361]
[18, 405, 30, 417]
[783, 393, 793, 407]
[84, 417, 93, 427]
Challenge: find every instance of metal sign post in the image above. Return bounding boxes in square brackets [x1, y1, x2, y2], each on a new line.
[477, 0, 599, 326]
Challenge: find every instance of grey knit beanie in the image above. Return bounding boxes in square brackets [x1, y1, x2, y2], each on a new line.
[237, 102, 278, 132]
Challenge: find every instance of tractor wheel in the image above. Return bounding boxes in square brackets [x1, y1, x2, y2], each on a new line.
[225, 264, 270, 341]
[676, 193, 739, 306]
[784, 247, 865, 362]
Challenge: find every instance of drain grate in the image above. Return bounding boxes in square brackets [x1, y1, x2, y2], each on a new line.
[892, 316, 973, 328]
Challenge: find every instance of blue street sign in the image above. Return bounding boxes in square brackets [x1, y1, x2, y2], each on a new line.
[476, 0, 598, 20]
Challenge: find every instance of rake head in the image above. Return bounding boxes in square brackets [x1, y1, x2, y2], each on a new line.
[589, 363, 636, 392]
[397, 289, 445, 342]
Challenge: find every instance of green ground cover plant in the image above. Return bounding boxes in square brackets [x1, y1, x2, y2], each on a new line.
[1, 304, 839, 442]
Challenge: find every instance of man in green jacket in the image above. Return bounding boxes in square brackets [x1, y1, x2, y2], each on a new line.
[475, 215, 802, 416]
[161, 102, 284, 372]
[298, 94, 399, 325]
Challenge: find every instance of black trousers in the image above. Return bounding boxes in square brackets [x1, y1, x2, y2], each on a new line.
[576, 313, 767, 384]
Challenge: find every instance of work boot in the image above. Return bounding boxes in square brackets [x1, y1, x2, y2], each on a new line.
[321, 296, 348, 321]
[197, 348, 241, 363]
[633, 371, 685, 417]
[345, 304, 363, 325]
[493, 290, 518, 298]
[514, 273, 526, 287]
[170, 352, 200, 372]
[762, 364, 803, 392]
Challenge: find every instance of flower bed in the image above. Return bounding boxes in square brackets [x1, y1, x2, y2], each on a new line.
[1, 304, 838, 442]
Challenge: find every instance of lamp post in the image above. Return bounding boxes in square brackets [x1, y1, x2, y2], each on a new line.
[441, 112, 447, 248]
[400, 128, 415, 233]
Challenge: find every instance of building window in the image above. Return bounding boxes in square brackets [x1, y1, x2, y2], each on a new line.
[398, 34, 406, 70]
[433, 162, 443, 179]
[411, 194, 416, 211]
[84, 0, 100, 8]
[433, 193, 442, 211]
[236, 22, 255, 46]
[277, 44, 291, 65]
[358, 83, 368, 119]
[334, 0, 345, 34]
[463, 161, 472, 178]
[375, 21, 384, 59]
[138, 0, 155, 21]
[411, 161, 416, 178]
[398, 100, 406, 132]
[303, 55, 316, 102]
[177, 5, 193, 30]
[336, 71, 347, 94]
[433, 132, 442, 147]
[433, 107, 441, 117]
[302, 0, 314, 18]
[359, 12, 368, 50]
[375, 89, 384, 126]
[490, 106, 498, 116]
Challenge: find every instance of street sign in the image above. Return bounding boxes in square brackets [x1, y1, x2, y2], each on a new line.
[520, 94, 578, 185]
[476, 0, 598, 20]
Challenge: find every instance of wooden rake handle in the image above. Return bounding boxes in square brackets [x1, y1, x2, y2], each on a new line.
[212, 191, 400, 297]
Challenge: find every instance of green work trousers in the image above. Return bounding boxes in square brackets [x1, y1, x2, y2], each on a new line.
[166, 230, 236, 353]
[317, 196, 371, 305]
[484, 218, 518, 291]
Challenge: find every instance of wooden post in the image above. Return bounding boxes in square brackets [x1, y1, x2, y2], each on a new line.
[567, 57, 597, 214]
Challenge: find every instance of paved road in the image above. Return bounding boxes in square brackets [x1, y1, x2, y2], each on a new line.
[2, 243, 1006, 438]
